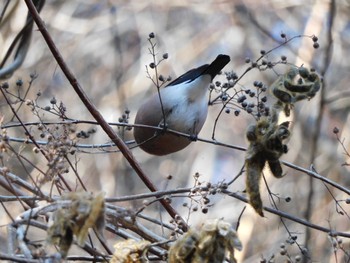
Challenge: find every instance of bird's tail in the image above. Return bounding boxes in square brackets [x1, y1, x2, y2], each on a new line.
[204, 54, 230, 80]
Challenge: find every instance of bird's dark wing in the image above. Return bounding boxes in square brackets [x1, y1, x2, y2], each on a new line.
[166, 54, 230, 87]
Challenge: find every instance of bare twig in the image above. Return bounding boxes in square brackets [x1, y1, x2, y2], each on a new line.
[304, 0, 336, 257]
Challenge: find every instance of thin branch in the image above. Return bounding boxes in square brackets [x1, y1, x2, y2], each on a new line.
[23, 0, 184, 229]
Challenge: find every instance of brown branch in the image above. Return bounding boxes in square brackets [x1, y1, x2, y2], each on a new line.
[23, 0, 184, 228]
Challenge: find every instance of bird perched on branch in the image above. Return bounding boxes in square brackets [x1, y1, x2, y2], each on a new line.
[134, 54, 230, 155]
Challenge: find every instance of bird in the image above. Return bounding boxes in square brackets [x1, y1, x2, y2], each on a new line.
[134, 54, 231, 155]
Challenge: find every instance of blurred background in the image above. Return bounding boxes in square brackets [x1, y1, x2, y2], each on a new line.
[1, 0, 350, 262]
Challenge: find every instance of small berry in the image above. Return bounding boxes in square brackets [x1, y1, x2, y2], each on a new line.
[237, 95, 247, 103]
[285, 196, 291, 202]
[149, 32, 155, 38]
[281, 33, 286, 38]
[234, 110, 240, 116]
[33, 147, 40, 153]
[312, 35, 318, 42]
[225, 108, 230, 114]
[1, 82, 9, 89]
[44, 106, 51, 111]
[260, 50, 266, 55]
[313, 42, 320, 49]
[245, 57, 251, 63]
[16, 79, 23, 87]
[50, 97, 57, 104]
[281, 55, 287, 61]
[149, 62, 156, 69]
[333, 127, 339, 134]
[162, 53, 168, 59]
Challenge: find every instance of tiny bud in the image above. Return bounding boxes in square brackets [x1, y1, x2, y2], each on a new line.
[245, 57, 251, 63]
[280, 33, 286, 38]
[202, 207, 208, 214]
[281, 55, 287, 61]
[162, 53, 168, 59]
[260, 50, 266, 55]
[285, 196, 291, 202]
[333, 127, 339, 134]
[234, 110, 240, 116]
[148, 32, 155, 38]
[312, 35, 318, 42]
[149, 62, 156, 69]
[167, 174, 173, 180]
[225, 108, 230, 114]
[44, 106, 51, 111]
[313, 42, 320, 49]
